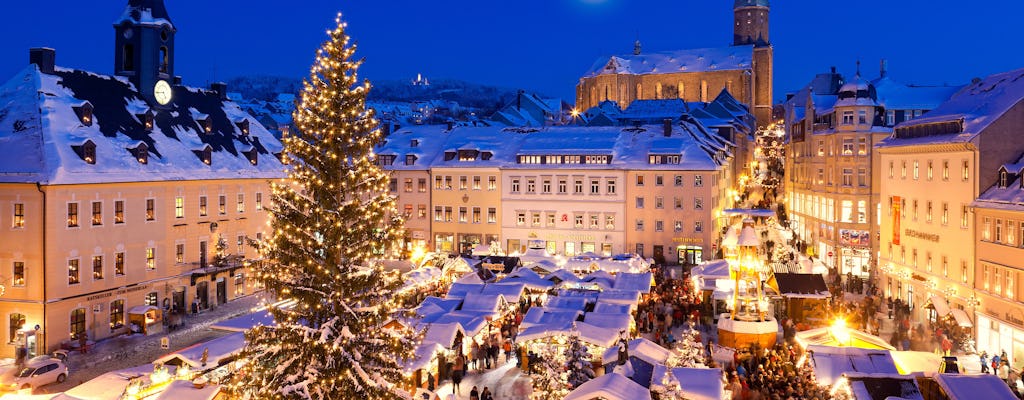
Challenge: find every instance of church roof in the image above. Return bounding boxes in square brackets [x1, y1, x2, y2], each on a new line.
[0, 64, 285, 184]
[583, 45, 754, 78]
[116, 0, 174, 28]
[735, 0, 770, 7]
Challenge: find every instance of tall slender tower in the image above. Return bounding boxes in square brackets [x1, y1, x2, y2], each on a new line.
[734, 0, 773, 128]
[113, 0, 176, 109]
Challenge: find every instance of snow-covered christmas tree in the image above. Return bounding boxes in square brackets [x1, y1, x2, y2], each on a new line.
[230, 13, 416, 400]
[530, 339, 570, 400]
[666, 328, 707, 368]
[564, 328, 594, 389]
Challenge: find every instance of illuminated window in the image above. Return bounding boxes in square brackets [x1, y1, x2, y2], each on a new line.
[174, 197, 184, 218]
[92, 255, 103, 280]
[13, 203, 24, 228]
[146, 199, 155, 221]
[68, 259, 80, 285]
[12, 262, 24, 287]
[110, 300, 124, 330]
[67, 203, 79, 227]
[115, 252, 124, 276]
[237, 193, 245, 213]
[146, 247, 156, 270]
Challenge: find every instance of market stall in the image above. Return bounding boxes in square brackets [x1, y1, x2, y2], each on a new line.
[128, 305, 163, 335]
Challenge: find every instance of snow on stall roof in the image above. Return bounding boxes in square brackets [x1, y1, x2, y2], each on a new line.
[446, 282, 484, 299]
[153, 331, 245, 370]
[517, 320, 574, 342]
[153, 379, 220, 400]
[63, 363, 170, 400]
[614, 272, 653, 293]
[888, 351, 942, 375]
[806, 345, 899, 386]
[422, 323, 464, 348]
[842, 373, 924, 400]
[520, 308, 583, 327]
[594, 302, 634, 314]
[883, 67, 1024, 147]
[481, 282, 526, 303]
[797, 327, 896, 351]
[575, 321, 621, 348]
[933, 373, 1019, 400]
[427, 312, 489, 337]
[601, 338, 671, 366]
[406, 342, 447, 373]
[546, 269, 582, 284]
[583, 45, 754, 78]
[650, 366, 725, 400]
[0, 65, 284, 184]
[583, 312, 632, 332]
[460, 293, 503, 313]
[419, 296, 462, 313]
[543, 296, 588, 311]
[564, 372, 653, 400]
[597, 289, 642, 305]
[501, 268, 555, 290]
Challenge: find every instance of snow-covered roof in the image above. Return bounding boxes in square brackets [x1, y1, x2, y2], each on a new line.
[423, 312, 489, 337]
[806, 345, 899, 386]
[153, 380, 220, 400]
[975, 153, 1024, 209]
[601, 338, 670, 365]
[0, 65, 284, 184]
[460, 293, 503, 313]
[153, 332, 246, 370]
[888, 351, 942, 375]
[597, 289, 642, 305]
[882, 67, 1024, 147]
[544, 296, 588, 311]
[500, 268, 555, 290]
[63, 363, 168, 400]
[374, 126, 448, 170]
[422, 322, 464, 348]
[796, 327, 896, 351]
[693, 259, 731, 279]
[873, 77, 961, 111]
[116, 0, 174, 28]
[584, 46, 754, 78]
[481, 282, 526, 303]
[583, 312, 632, 332]
[842, 373, 923, 400]
[650, 366, 725, 400]
[564, 372, 653, 400]
[613, 272, 653, 293]
[933, 373, 1019, 400]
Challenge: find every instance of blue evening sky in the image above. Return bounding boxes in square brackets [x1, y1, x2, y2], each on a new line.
[1, 1, 1020, 101]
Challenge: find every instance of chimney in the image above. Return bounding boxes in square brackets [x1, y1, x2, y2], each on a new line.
[446, 120, 454, 131]
[173, 76, 182, 85]
[830, 66, 836, 74]
[381, 120, 392, 136]
[663, 119, 672, 137]
[210, 82, 228, 100]
[29, 48, 55, 74]
[516, 90, 524, 111]
[879, 59, 888, 78]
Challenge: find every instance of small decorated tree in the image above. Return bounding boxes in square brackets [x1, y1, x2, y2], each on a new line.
[530, 339, 570, 400]
[564, 327, 594, 389]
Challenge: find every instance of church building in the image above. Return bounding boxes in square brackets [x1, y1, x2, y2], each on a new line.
[575, 0, 773, 128]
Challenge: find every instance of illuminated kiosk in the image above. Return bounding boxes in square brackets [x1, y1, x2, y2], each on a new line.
[717, 218, 778, 349]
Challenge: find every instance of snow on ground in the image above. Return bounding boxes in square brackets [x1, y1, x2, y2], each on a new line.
[433, 359, 532, 400]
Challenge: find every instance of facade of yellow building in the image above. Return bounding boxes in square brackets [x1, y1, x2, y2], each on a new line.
[0, 0, 284, 357]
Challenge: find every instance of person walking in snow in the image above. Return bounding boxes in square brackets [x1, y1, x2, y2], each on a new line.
[469, 385, 479, 400]
[982, 351, 991, 374]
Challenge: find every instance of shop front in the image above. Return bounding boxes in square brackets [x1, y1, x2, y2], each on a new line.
[838, 229, 871, 278]
[673, 236, 706, 266]
[977, 309, 1024, 371]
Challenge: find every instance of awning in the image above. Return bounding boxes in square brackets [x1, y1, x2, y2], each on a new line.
[128, 305, 160, 315]
[928, 295, 951, 317]
[950, 308, 973, 327]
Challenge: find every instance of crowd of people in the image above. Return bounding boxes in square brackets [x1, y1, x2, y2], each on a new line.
[722, 343, 831, 400]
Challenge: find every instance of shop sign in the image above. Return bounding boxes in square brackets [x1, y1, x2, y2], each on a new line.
[892, 196, 901, 245]
[86, 292, 113, 301]
[411, 231, 425, 239]
[1007, 309, 1024, 327]
[905, 229, 940, 243]
[671, 237, 703, 244]
[911, 274, 926, 282]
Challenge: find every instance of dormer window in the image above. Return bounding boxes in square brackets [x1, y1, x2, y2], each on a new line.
[129, 142, 149, 164]
[193, 145, 212, 165]
[243, 148, 258, 166]
[73, 140, 97, 164]
[274, 152, 288, 165]
[405, 154, 417, 165]
[458, 150, 479, 161]
[73, 102, 94, 127]
[444, 151, 456, 161]
[235, 119, 250, 136]
[1000, 170, 1009, 188]
[481, 151, 493, 161]
[136, 110, 154, 131]
[410, 139, 419, 147]
[377, 155, 396, 166]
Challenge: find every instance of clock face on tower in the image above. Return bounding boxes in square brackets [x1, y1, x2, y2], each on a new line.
[154, 80, 172, 105]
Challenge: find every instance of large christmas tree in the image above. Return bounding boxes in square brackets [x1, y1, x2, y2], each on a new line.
[230, 13, 415, 400]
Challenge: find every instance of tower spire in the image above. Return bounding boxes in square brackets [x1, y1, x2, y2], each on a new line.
[633, 30, 641, 55]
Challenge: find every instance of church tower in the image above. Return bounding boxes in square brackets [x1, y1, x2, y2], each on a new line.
[113, 0, 176, 108]
[734, 0, 773, 128]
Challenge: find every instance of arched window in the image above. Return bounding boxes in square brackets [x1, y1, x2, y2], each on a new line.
[700, 80, 708, 102]
[678, 82, 685, 99]
[1000, 171, 1008, 187]
[122, 44, 134, 72]
[636, 83, 643, 100]
[655, 83, 663, 99]
[159, 46, 169, 73]
[9, 313, 25, 343]
[70, 308, 86, 341]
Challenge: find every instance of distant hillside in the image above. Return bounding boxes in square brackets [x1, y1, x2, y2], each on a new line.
[225, 75, 303, 102]
[226, 75, 539, 117]
[370, 79, 529, 114]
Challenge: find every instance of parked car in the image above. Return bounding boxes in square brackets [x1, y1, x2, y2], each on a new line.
[6, 356, 68, 391]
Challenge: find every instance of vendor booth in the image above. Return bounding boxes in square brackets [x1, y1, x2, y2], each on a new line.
[129, 305, 163, 335]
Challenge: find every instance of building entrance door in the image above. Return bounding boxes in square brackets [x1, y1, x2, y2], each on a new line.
[216, 278, 227, 305]
[196, 281, 209, 310]
[677, 246, 703, 266]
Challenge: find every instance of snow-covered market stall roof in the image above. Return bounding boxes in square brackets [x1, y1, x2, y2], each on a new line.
[796, 327, 896, 351]
[834, 372, 923, 400]
[692, 260, 730, 279]
[601, 338, 671, 366]
[933, 373, 1019, 399]
[889, 351, 942, 375]
[210, 309, 275, 332]
[564, 372, 653, 400]
[153, 332, 245, 370]
[153, 379, 220, 400]
[613, 272, 653, 293]
[501, 268, 555, 290]
[806, 345, 899, 386]
[60, 363, 173, 400]
[651, 366, 725, 400]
